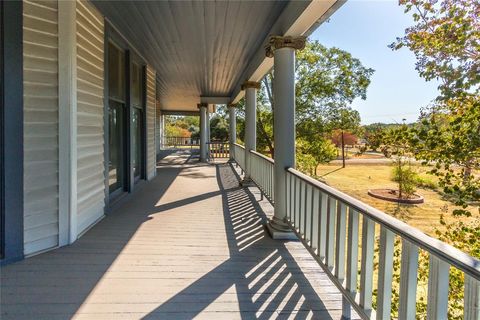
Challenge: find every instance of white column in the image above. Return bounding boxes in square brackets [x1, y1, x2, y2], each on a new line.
[198, 103, 208, 162]
[207, 107, 211, 143]
[241, 82, 259, 185]
[266, 36, 305, 239]
[228, 104, 237, 161]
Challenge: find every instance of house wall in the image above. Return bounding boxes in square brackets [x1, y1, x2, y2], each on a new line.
[23, 0, 60, 255]
[75, 0, 105, 235]
[146, 66, 156, 180]
[14, 0, 158, 259]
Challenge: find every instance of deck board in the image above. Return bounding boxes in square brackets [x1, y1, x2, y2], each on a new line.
[1, 150, 359, 319]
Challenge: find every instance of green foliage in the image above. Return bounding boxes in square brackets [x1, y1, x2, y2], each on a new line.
[386, 0, 480, 318]
[210, 116, 229, 141]
[414, 175, 438, 190]
[296, 138, 337, 176]
[390, 0, 479, 100]
[391, 160, 418, 198]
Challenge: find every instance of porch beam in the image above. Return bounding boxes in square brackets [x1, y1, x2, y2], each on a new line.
[200, 96, 230, 105]
[267, 36, 306, 240]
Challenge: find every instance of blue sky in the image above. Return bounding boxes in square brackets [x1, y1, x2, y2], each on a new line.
[310, 0, 440, 124]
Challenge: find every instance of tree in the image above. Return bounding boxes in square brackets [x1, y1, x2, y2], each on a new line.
[328, 108, 362, 167]
[386, 1, 479, 317]
[391, 0, 480, 211]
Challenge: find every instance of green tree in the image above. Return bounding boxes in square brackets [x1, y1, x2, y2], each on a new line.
[241, 41, 373, 164]
[391, 0, 480, 211]
[387, 1, 479, 318]
[328, 108, 362, 168]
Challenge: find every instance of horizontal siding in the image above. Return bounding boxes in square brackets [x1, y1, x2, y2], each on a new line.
[23, 0, 59, 255]
[76, 0, 105, 236]
[146, 66, 156, 180]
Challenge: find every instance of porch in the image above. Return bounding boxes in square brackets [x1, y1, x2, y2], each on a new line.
[1, 150, 355, 319]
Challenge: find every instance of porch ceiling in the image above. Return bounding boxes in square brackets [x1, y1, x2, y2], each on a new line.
[92, 1, 341, 112]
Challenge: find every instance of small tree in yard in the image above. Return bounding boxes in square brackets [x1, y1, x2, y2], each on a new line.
[384, 124, 418, 199]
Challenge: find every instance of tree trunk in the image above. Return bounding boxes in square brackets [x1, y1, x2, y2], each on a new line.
[341, 130, 346, 168]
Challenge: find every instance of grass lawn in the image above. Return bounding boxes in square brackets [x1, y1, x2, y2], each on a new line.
[316, 163, 479, 236]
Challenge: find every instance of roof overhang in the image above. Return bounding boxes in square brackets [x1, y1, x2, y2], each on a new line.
[92, 0, 345, 113]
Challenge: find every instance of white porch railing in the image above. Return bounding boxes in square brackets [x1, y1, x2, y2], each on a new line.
[233, 150, 480, 320]
[207, 142, 230, 160]
[250, 150, 274, 203]
[233, 143, 245, 171]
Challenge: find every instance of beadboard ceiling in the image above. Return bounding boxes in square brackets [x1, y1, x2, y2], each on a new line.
[92, 1, 341, 112]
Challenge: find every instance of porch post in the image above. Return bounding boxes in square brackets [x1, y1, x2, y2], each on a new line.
[198, 103, 208, 162]
[228, 103, 237, 161]
[266, 36, 306, 239]
[241, 81, 260, 185]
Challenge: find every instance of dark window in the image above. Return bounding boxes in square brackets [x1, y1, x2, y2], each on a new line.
[108, 42, 127, 196]
[131, 62, 144, 181]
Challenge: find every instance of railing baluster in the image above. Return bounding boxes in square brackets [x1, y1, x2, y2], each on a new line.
[304, 183, 310, 241]
[376, 226, 395, 320]
[464, 274, 480, 320]
[335, 202, 347, 280]
[309, 184, 314, 247]
[345, 208, 359, 319]
[399, 239, 419, 319]
[326, 196, 336, 270]
[294, 179, 299, 229]
[299, 181, 304, 235]
[286, 172, 291, 220]
[312, 188, 320, 254]
[319, 192, 328, 260]
[427, 255, 450, 320]
[360, 216, 375, 311]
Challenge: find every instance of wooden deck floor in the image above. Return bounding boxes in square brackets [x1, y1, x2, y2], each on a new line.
[1, 150, 357, 319]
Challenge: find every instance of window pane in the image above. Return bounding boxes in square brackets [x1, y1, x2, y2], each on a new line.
[108, 42, 125, 102]
[132, 108, 143, 179]
[132, 63, 142, 107]
[108, 100, 125, 193]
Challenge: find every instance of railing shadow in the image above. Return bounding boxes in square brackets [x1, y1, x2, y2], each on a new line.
[142, 163, 337, 319]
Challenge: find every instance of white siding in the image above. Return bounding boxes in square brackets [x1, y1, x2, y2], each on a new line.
[23, 0, 60, 255]
[146, 66, 156, 180]
[75, 0, 105, 234]
[155, 87, 161, 155]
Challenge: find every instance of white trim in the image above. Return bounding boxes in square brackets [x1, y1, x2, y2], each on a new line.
[58, 0, 78, 245]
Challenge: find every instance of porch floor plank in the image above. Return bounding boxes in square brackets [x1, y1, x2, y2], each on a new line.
[1, 150, 359, 319]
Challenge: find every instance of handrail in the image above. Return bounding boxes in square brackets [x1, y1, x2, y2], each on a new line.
[286, 167, 480, 279]
[250, 150, 274, 164]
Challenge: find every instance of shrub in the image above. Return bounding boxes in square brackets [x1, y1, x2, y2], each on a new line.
[391, 158, 418, 198]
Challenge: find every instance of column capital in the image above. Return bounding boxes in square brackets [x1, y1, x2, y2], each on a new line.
[227, 103, 237, 108]
[197, 103, 208, 109]
[265, 35, 306, 58]
[241, 81, 261, 90]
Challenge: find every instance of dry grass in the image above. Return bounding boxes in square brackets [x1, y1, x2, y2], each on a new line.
[316, 163, 479, 236]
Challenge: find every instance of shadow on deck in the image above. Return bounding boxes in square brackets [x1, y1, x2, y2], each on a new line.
[1, 150, 355, 319]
